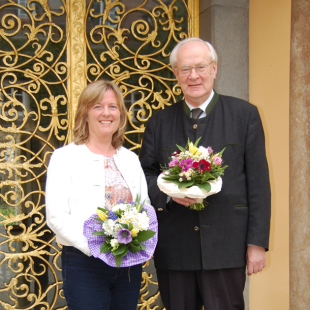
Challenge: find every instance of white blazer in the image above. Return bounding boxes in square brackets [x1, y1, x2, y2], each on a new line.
[45, 143, 151, 256]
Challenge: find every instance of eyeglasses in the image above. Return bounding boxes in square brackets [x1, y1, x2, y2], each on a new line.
[175, 62, 213, 76]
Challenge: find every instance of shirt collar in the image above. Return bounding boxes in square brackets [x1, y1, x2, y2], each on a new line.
[185, 90, 215, 112]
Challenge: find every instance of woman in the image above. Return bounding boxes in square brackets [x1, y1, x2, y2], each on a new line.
[46, 80, 151, 310]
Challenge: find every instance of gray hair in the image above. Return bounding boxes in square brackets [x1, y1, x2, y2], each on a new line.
[170, 37, 218, 68]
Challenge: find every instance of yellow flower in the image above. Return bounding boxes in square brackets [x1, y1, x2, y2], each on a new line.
[189, 142, 198, 155]
[131, 228, 139, 237]
[96, 209, 108, 221]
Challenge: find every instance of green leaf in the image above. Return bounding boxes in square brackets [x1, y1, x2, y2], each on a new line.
[100, 242, 111, 253]
[115, 209, 122, 217]
[176, 144, 186, 152]
[97, 207, 108, 213]
[162, 178, 182, 185]
[129, 243, 141, 254]
[119, 223, 128, 229]
[162, 176, 179, 181]
[209, 174, 218, 179]
[91, 217, 104, 223]
[113, 243, 126, 255]
[136, 230, 156, 242]
[203, 171, 210, 179]
[217, 147, 226, 156]
[131, 240, 140, 246]
[178, 181, 194, 188]
[114, 247, 129, 267]
[92, 231, 105, 236]
[128, 223, 133, 230]
[137, 199, 146, 212]
[121, 247, 128, 257]
[197, 182, 211, 192]
[115, 254, 123, 267]
[194, 137, 202, 147]
[162, 173, 180, 178]
[140, 243, 146, 250]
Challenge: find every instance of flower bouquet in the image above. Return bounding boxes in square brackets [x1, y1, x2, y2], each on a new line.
[157, 137, 228, 210]
[83, 196, 158, 267]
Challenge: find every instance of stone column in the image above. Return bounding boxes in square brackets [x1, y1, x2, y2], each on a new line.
[199, 0, 249, 101]
[199, 1, 249, 309]
[290, 1, 310, 309]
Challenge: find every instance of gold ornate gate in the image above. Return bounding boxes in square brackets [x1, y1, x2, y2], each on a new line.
[0, 0, 198, 309]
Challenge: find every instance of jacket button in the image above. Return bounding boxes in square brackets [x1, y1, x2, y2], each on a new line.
[158, 208, 163, 211]
[193, 124, 197, 129]
[194, 226, 199, 231]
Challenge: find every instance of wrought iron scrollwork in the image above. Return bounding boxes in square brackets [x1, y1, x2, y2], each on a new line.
[0, 0, 68, 308]
[0, 0, 195, 309]
[86, 0, 189, 153]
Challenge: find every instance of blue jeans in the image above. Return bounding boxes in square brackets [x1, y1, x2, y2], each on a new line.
[61, 246, 142, 310]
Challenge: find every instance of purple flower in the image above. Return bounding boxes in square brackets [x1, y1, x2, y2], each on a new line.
[179, 158, 193, 171]
[116, 199, 124, 204]
[117, 228, 132, 244]
[108, 211, 118, 220]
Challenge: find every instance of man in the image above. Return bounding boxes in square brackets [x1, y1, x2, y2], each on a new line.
[139, 38, 271, 310]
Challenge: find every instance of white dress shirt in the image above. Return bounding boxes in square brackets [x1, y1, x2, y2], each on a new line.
[185, 90, 215, 119]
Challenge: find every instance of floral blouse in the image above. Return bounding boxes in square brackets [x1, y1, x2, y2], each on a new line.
[104, 156, 132, 209]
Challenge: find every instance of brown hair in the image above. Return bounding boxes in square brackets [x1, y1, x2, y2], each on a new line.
[73, 80, 127, 148]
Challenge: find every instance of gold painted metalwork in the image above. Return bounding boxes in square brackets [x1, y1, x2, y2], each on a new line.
[0, 0, 197, 309]
[0, 0, 69, 308]
[86, 0, 196, 152]
[67, 0, 87, 141]
[188, 0, 199, 37]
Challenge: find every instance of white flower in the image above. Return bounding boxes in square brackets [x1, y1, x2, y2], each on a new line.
[110, 239, 119, 248]
[112, 203, 128, 212]
[198, 146, 210, 159]
[137, 212, 149, 230]
[102, 219, 117, 237]
[179, 178, 183, 182]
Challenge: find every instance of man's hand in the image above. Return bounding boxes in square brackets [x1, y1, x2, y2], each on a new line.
[246, 245, 266, 276]
[172, 197, 196, 206]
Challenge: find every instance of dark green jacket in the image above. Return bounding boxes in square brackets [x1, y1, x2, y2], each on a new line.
[140, 92, 271, 270]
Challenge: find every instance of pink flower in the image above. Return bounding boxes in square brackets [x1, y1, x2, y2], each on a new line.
[213, 156, 223, 165]
[179, 158, 193, 171]
[169, 159, 179, 167]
